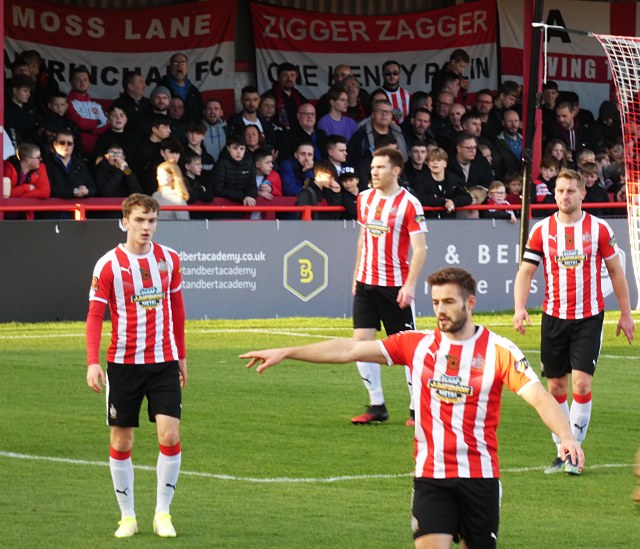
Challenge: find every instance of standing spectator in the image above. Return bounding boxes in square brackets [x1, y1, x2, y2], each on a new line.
[85, 193, 187, 539]
[279, 141, 315, 197]
[278, 103, 326, 161]
[295, 159, 343, 220]
[448, 103, 466, 133]
[182, 150, 214, 219]
[430, 90, 455, 151]
[141, 86, 185, 143]
[20, 49, 59, 113]
[44, 129, 96, 200]
[316, 65, 370, 119]
[201, 98, 227, 162]
[473, 89, 498, 143]
[242, 124, 265, 158]
[93, 105, 138, 163]
[581, 161, 610, 217]
[342, 76, 371, 123]
[258, 92, 284, 136]
[243, 267, 583, 548]
[432, 48, 471, 103]
[488, 81, 520, 136]
[111, 72, 150, 131]
[413, 147, 471, 219]
[338, 168, 359, 220]
[4, 74, 40, 149]
[160, 53, 203, 123]
[447, 133, 494, 189]
[271, 62, 308, 131]
[402, 107, 435, 148]
[381, 60, 411, 124]
[513, 169, 634, 475]
[504, 170, 523, 213]
[153, 161, 190, 221]
[541, 80, 559, 128]
[168, 97, 187, 126]
[131, 115, 173, 194]
[325, 134, 350, 175]
[39, 92, 84, 159]
[496, 109, 523, 179]
[251, 147, 282, 220]
[317, 86, 357, 141]
[348, 147, 427, 426]
[183, 120, 215, 184]
[66, 66, 108, 155]
[212, 134, 257, 218]
[228, 86, 276, 150]
[544, 138, 574, 170]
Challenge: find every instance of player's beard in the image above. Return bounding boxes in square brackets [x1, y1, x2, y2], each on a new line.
[437, 305, 468, 335]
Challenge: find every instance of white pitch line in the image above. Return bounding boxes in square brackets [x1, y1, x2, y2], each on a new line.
[0, 451, 633, 484]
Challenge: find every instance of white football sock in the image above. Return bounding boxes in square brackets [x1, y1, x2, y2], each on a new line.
[156, 446, 181, 514]
[570, 393, 592, 445]
[110, 454, 135, 519]
[356, 361, 384, 405]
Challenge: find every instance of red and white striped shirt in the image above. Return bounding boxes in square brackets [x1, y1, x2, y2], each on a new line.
[384, 87, 411, 124]
[356, 187, 427, 287]
[89, 242, 182, 364]
[523, 212, 618, 319]
[380, 327, 539, 479]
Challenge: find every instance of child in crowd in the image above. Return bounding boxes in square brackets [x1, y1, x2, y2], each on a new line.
[250, 147, 283, 220]
[480, 180, 516, 223]
[295, 159, 342, 220]
[182, 150, 213, 219]
[581, 161, 610, 217]
[212, 134, 257, 219]
[532, 154, 558, 216]
[576, 148, 596, 169]
[338, 167, 359, 220]
[595, 152, 614, 191]
[504, 170, 523, 214]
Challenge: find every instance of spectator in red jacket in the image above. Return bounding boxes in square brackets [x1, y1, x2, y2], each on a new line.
[4, 142, 51, 199]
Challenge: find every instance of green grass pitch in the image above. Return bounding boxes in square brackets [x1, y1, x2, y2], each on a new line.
[1, 313, 638, 548]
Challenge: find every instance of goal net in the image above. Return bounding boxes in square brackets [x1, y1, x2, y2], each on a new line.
[594, 34, 640, 308]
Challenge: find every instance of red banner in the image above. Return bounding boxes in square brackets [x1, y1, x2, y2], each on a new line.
[4, 0, 236, 108]
[251, 1, 499, 100]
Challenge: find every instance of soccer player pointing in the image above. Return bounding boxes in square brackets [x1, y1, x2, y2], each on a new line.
[243, 268, 583, 549]
[86, 194, 187, 538]
[513, 168, 634, 474]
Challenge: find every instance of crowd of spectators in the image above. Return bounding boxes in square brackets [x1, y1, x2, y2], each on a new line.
[3, 48, 628, 220]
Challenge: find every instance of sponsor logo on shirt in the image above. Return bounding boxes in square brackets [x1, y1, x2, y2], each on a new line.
[428, 374, 473, 403]
[366, 219, 390, 237]
[556, 249, 587, 269]
[131, 286, 165, 309]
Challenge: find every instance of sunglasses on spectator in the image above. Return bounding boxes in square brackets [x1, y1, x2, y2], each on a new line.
[56, 140, 74, 146]
[384, 71, 400, 76]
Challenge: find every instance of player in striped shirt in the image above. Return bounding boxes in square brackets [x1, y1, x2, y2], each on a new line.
[243, 267, 583, 548]
[352, 147, 427, 425]
[513, 169, 634, 474]
[85, 194, 187, 538]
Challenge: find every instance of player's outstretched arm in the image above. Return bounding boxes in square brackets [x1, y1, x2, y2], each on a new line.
[605, 255, 635, 345]
[513, 261, 537, 335]
[242, 339, 385, 374]
[87, 363, 106, 393]
[521, 382, 585, 471]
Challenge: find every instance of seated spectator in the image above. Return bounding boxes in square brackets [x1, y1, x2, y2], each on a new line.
[496, 108, 523, 179]
[504, 170, 523, 213]
[338, 168, 359, 220]
[254, 147, 283, 198]
[111, 71, 150, 132]
[477, 144, 497, 181]
[182, 150, 213, 219]
[544, 137, 575, 170]
[93, 143, 141, 197]
[404, 141, 429, 191]
[183, 120, 215, 182]
[576, 148, 596, 169]
[139, 85, 185, 143]
[242, 124, 265, 158]
[201, 98, 227, 162]
[153, 161, 190, 220]
[480, 180, 516, 223]
[594, 100, 622, 147]
[160, 52, 203, 123]
[5, 74, 40, 149]
[316, 65, 370, 119]
[532, 154, 559, 217]
[278, 103, 326, 162]
[271, 62, 308, 130]
[279, 141, 315, 196]
[447, 132, 494, 189]
[430, 90, 455, 150]
[168, 96, 187, 125]
[93, 105, 138, 164]
[4, 142, 50, 199]
[488, 81, 521, 137]
[66, 66, 108, 155]
[448, 103, 466, 133]
[541, 80, 559, 128]
[317, 86, 357, 141]
[44, 129, 96, 209]
[20, 49, 59, 113]
[131, 115, 174, 194]
[461, 111, 502, 178]
[581, 161, 610, 216]
[212, 134, 257, 218]
[413, 147, 471, 219]
[595, 152, 614, 191]
[295, 159, 342, 220]
[473, 89, 498, 144]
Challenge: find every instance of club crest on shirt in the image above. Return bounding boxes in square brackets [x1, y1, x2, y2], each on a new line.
[157, 260, 169, 272]
[583, 232, 592, 243]
[366, 219, 390, 237]
[110, 404, 117, 419]
[514, 358, 531, 374]
[556, 249, 587, 269]
[131, 286, 165, 308]
[428, 374, 473, 403]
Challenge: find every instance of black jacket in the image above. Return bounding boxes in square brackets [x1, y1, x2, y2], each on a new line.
[295, 182, 342, 220]
[94, 160, 142, 198]
[212, 149, 256, 203]
[411, 168, 471, 219]
[44, 153, 96, 198]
